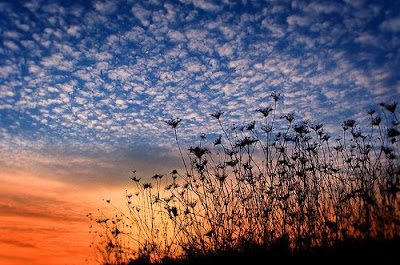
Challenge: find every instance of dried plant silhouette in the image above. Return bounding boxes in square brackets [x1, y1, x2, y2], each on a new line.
[89, 93, 399, 265]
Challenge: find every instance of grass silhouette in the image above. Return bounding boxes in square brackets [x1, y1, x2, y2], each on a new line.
[89, 93, 399, 265]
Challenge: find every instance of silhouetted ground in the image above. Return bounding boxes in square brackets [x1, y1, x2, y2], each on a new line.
[126, 237, 399, 265]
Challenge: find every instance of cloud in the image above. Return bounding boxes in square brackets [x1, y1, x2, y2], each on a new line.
[0, 173, 95, 264]
[3, 30, 22, 39]
[0, 0, 398, 176]
[0, 198, 83, 222]
[306, 2, 342, 14]
[93, 0, 118, 14]
[216, 43, 234, 56]
[0, 136, 183, 187]
[183, 59, 205, 73]
[219, 25, 235, 39]
[108, 67, 132, 80]
[261, 18, 286, 37]
[286, 15, 312, 27]
[0, 239, 36, 249]
[131, 5, 152, 26]
[354, 32, 381, 47]
[41, 53, 75, 71]
[380, 16, 400, 32]
[66, 25, 80, 37]
[3, 40, 19, 51]
[168, 30, 187, 42]
[181, 0, 222, 12]
[343, 0, 365, 8]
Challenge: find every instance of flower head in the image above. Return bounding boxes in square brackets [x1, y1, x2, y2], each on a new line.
[210, 110, 224, 120]
[271, 92, 280, 102]
[152, 174, 164, 180]
[380, 102, 397, 113]
[388, 128, 400, 138]
[236, 136, 258, 148]
[143, 183, 153, 189]
[131, 176, 141, 182]
[294, 124, 309, 134]
[372, 116, 381, 126]
[256, 107, 274, 117]
[165, 118, 182, 128]
[214, 135, 222, 145]
[342, 119, 356, 130]
[281, 113, 295, 123]
[311, 124, 323, 131]
[189, 146, 209, 159]
[246, 121, 256, 131]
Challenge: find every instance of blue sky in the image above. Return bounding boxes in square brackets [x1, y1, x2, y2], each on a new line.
[0, 0, 399, 185]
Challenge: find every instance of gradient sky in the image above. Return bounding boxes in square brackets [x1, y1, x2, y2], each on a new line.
[0, 0, 399, 264]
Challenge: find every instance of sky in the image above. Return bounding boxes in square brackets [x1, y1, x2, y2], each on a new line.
[0, 0, 399, 264]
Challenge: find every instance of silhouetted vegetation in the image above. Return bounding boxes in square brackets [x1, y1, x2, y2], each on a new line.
[89, 93, 399, 264]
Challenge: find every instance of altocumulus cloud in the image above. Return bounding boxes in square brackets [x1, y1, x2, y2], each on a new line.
[0, 0, 399, 185]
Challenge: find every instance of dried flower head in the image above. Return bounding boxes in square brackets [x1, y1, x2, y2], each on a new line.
[210, 110, 224, 120]
[236, 136, 258, 148]
[388, 128, 400, 138]
[165, 118, 182, 128]
[380, 102, 397, 113]
[342, 119, 356, 129]
[189, 146, 209, 159]
[256, 107, 274, 117]
[143, 183, 153, 189]
[294, 124, 309, 134]
[372, 116, 381, 126]
[281, 113, 295, 123]
[311, 124, 323, 131]
[152, 174, 164, 180]
[246, 121, 256, 131]
[131, 176, 141, 182]
[214, 135, 222, 146]
[271, 92, 280, 102]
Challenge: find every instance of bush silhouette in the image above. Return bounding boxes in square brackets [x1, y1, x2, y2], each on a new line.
[89, 93, 399, 264]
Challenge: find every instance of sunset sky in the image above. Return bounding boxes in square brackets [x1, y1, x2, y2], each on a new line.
[0, 0, 399, 264]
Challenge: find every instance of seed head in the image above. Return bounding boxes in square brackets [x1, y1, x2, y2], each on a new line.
[210, 110, 224, 120]
[271, 92, 280, 102]
[256, 107, 274, 117]
[165, 118, 182, 128]
[380, 102, 397, 113]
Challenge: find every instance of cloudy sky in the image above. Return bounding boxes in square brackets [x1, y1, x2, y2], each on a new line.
[0, 0, 399, 264]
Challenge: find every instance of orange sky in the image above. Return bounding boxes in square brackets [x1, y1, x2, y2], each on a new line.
[0, 139, 181, 265]
[0, 169, 127, 265]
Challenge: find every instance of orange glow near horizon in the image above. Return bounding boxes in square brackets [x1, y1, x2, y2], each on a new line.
[0, 215, 93, 265]
[0, 170, 128, 265]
